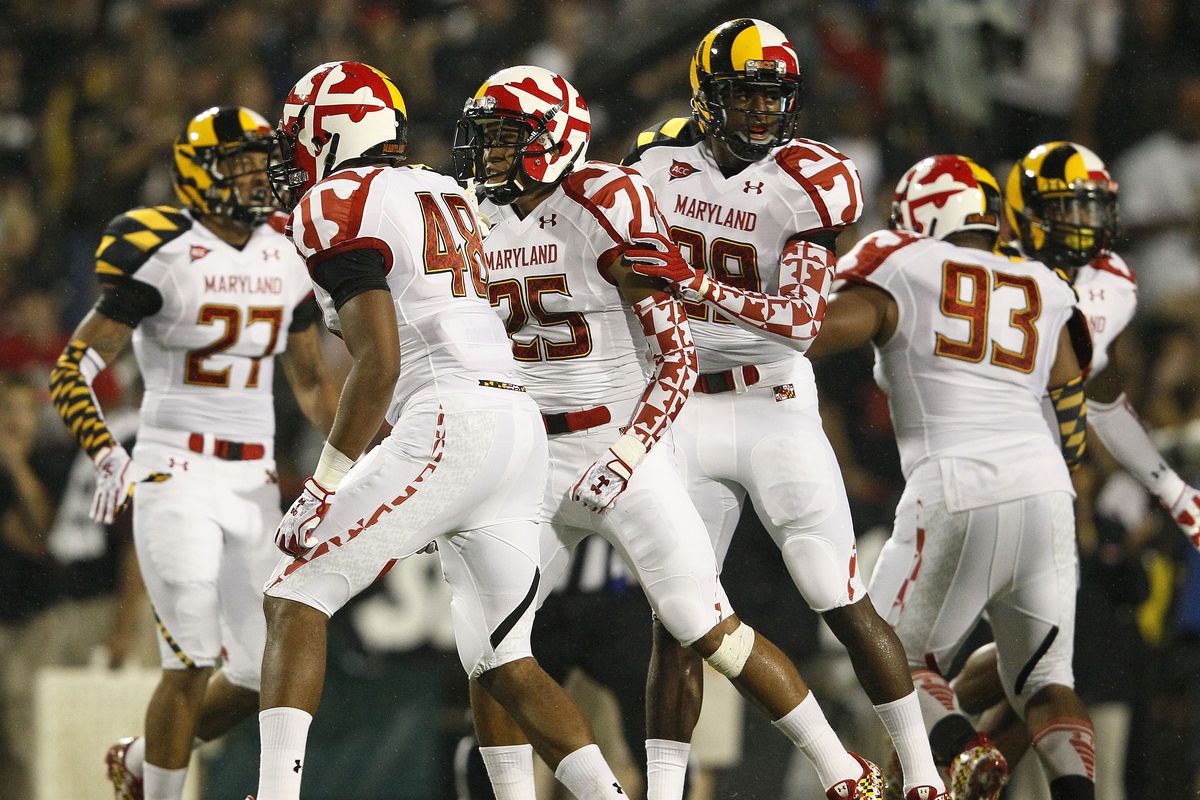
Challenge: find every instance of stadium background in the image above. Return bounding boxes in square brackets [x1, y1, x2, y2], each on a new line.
[2, 0, 1200, 798]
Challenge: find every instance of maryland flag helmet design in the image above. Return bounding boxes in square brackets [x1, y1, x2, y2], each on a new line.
[891, 154, 1002, 241]
[173, 106, 276, 225]
[690, 18, 803, 161]
[1006, 141, 1118, 268]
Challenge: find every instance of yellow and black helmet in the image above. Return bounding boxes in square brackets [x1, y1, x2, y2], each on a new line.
[1005, 141, 1118, 268]
[689, 18, 803, 161]
[173, 106, 276, 225]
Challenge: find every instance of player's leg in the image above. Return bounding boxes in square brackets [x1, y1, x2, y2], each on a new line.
[441, 519, 627, 800]
[742, 401, 944, 796]
[990, 492, 1094, 800]
[129, 467, 228, 800]
[952, 643, 1033, 767]
[600, 446, 882, 799]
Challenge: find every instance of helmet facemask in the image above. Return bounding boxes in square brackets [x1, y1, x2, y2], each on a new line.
[267, 110, 310, 211]
[180, 133, 277, 225]
[695, 60, 801, 161]
[1023, 181, 1118, 268]
[453, 98, 560, 205]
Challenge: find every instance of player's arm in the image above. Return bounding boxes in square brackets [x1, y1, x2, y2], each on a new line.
[625, 232, 839, 352]
[570, 261, 698, 512]
[274, 248, 399, 556]
[805, 284, 897, 359]
[1084, 331, 1200, 546]
[279, 298, 339, 436]
[1047, 324, 1088, 472]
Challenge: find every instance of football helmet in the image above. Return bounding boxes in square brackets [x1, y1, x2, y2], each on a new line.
[690, 18, 803, 161]
[1006, 141, 1118, 268]
[269, 61, 408, 208]
[172, 106, 276, 225]
[453, 65, 591, 205]
[890, 154, 1002, 241]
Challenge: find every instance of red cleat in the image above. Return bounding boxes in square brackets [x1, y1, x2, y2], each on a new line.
[826, 752, 886, 798]
[104, 737, 143, 800]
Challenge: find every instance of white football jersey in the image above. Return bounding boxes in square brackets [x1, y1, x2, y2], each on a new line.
[95, 207, 315, 441]
[1071, 251, 1137, 376]
[627, 118, 862, 377]
[837, 230, 1080, 511]
[289, 166, 518, 421]
[482, 162, 667, 414]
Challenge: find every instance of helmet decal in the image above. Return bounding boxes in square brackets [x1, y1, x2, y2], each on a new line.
[891, 155, 1001, 241]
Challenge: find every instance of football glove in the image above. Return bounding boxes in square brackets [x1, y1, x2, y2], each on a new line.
[90, 445, 169, 524]
[276, 477, 334, 556]
[624, 246, 708, 301]
[570, 435, 646, 512]
[1165, 484, 1200, 550]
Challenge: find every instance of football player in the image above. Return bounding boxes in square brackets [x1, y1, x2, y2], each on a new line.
[48, 106, 339, 800]
[621, 18, 946, 800]
[252, 61, 627, 800]
[946, 141, 1200, 792]
[808, 154, 1098, 800]
[455, 65, 890, 800]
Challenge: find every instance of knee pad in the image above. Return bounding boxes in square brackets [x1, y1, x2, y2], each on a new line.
[705, 623, 755, 679]
[779, 535, 855, 612]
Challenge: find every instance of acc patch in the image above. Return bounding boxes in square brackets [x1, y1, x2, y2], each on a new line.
[669, 160, 700, 180]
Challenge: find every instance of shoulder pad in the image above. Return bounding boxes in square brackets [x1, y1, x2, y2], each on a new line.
[837, 230, 922, 286]
[266, 211, 289, 235]
[622, 117, 703, 166]
[773, 139, 863, 229]
[95, 206, 191, 278]
[1089, 251, 1137, 286]
[561, 162, 674, 255]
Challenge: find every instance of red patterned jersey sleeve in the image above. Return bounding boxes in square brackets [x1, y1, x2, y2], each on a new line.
[627, 292, 698, 451]
[775, 138, 863, 232]
[695, 237, 836, 351]
[835, 230, 923, 287]
[561, 162, 676, 274]
[289, 167, 392, 272]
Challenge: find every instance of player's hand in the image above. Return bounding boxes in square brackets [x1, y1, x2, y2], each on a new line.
[570, 435, 647, 513]
[625, 246, 706, 289]
[276, 477, 334, 556]
[90, 445, 169, 525]
[1165, 484, 1200, 549]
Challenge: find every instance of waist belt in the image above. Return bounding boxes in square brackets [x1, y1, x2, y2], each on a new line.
[478, 379, 527, 392]
[543, 405, 613, 435]
[187, 433, 266, 461]
[695, 365, 761, 395]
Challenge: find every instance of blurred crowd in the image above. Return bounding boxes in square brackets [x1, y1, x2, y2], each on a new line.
[4, 0, 1200, 798]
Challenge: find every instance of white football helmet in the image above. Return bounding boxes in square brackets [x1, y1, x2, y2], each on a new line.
[891, 154, 1002, 241]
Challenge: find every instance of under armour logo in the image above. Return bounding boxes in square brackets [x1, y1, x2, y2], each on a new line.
[743, 180, 764, 194]
[293, 759, 303, 774]
[167, 458, 189, 471]
[591, 475, 610, 494]
[539, 214, 557, 228]
[614, 783, 625, 795]
[1088, 288, 1105, 301]
[263, 249, 281, 261]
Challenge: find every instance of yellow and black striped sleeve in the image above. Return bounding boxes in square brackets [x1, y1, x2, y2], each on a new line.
[1049, 376, 1087, 470]
[94, 206, 191, 326]
[621, 117, 703, 167]
[49, 340, 114, 459]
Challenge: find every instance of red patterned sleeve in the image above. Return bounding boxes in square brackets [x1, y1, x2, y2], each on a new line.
[695, 237, 835, 352]
[626, 292, 698, 451]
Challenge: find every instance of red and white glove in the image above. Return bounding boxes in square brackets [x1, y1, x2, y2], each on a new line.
[276, 477, 334, 556]
[570, 435, 647, 513]
[624, 246, 708, 302]
[1165, 485, 1200, 550]
[90, 444, 166, 524]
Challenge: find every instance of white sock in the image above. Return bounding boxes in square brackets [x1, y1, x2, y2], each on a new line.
[256, 707, 313, 800]
[645, 739, 690, 800]
[143, 763, 188, 800]
[554, 744, 626, 800]
[874, 691, 946, 793]
[1031, 718, 1096, 784]
[480, 744, 536, 800]
[125, 736, 205, 778]
[772, 693, 862, 790]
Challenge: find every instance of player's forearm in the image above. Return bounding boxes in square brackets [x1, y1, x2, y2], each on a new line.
[324, 355, 397, 462]
[1049, 376, 1088, 471]
[626, 291, 698, 451]
[696, 239, 833, 351]
[50, 340, 117, 459]
[1090, 394, 1186, 501]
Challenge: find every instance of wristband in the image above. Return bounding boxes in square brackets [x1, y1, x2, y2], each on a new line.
[313, 441, 356, 489]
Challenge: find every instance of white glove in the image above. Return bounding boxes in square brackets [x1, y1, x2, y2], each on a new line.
[570, 435, 646, 512]
[276, 477, 334, 556]
[1165, 484, 1200, 550]
[90, 445, 164, 524]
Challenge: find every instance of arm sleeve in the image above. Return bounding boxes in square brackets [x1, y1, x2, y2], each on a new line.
[309, 248, 389, 311]
[625, 292, 698, 452]
[49, 341, 115, 459]
[694, 234, 837, 352]
[1090, 393, 1186, 502]
[1048, 376, 1088, 471]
